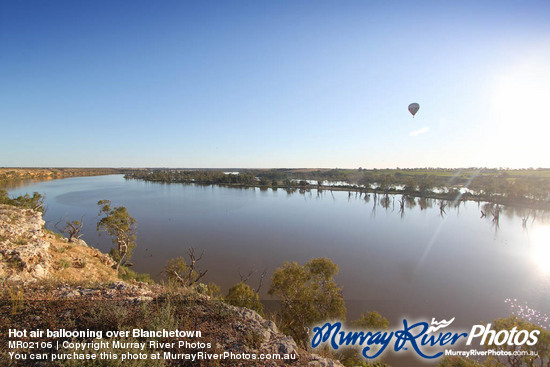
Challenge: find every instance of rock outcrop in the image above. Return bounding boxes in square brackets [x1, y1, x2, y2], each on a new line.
[0, 204, 116, 283]
[0, 204, 344, 366]
[0, 204, 51, 282]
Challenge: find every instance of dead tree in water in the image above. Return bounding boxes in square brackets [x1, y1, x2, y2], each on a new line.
[522, 213, 530, 229]
[439, 200, 447, 217]
[418, 197, 428, 210]
[493, 204, 500, 221]
[398, 195, 406, 218]
[364, 193, 370, 203]
[491, 204, 500, 231]
[399, 195, 405, 210]
[380, 194, 391, 209]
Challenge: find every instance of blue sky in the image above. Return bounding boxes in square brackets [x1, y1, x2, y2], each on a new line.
[1, 0, 549, 168]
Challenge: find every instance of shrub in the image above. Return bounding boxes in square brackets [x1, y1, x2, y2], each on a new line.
[269, 258, 346, 346]
[224, 282, 264, 316]
[118, 266, 153, 283]
[58, 259, 72, 269]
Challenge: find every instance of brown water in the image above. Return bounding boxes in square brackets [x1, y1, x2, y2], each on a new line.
[6, 175, 550, 351]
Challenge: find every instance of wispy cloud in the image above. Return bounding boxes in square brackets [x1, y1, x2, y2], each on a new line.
[409, 127, 430, 137]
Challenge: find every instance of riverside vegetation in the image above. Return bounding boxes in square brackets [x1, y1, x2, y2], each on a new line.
[125, 167, 550, 210]
[1, 190, 549, 367]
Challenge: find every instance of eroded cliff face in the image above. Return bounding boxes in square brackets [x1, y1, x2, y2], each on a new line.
[0, 168, 123, 182]
[0, 204, 116, 283]
[0, 204, 51, 281]
[0, 205, 344, 367]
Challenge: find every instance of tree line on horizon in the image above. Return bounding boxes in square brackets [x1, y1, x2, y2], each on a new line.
[124, 168, 550, 209]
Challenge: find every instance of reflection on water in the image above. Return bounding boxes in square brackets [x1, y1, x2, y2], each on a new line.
[529, 225, 550, 275]
[4, 175, 550, 330]
[0, 178, 56, 190]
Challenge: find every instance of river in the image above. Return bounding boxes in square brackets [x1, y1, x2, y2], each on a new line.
[5, 174, 550, 333]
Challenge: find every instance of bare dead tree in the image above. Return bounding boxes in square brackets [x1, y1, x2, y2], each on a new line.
[186, 247, 208, 285]
[236, 267, 268, 293]
[238, 268, 254, 283]
[55, 215, 84, 242]
[170, 270, 186, 286]
[256, 268, 267, 293]
[164, 246, 208, 287]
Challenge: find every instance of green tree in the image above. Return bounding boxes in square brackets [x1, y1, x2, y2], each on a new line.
[97, 200, 137, 272]
[336, 311, 390, 366]
[484, 316, 550, 367]
[0, 189, 45, 212]
[225, 282, 264, 316]
[352, 311, 389, 330]
[269, 258, 346, 346]
[197, 282, 221, 297]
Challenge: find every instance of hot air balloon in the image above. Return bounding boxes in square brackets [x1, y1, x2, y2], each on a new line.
[408, 103, 419, 117]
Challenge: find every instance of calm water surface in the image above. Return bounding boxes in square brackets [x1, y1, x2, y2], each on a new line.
[6, 175, 550, 330]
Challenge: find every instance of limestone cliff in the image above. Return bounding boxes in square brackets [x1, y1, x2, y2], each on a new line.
[0, 204, 343, 367]
[0, 204, 116, 283]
